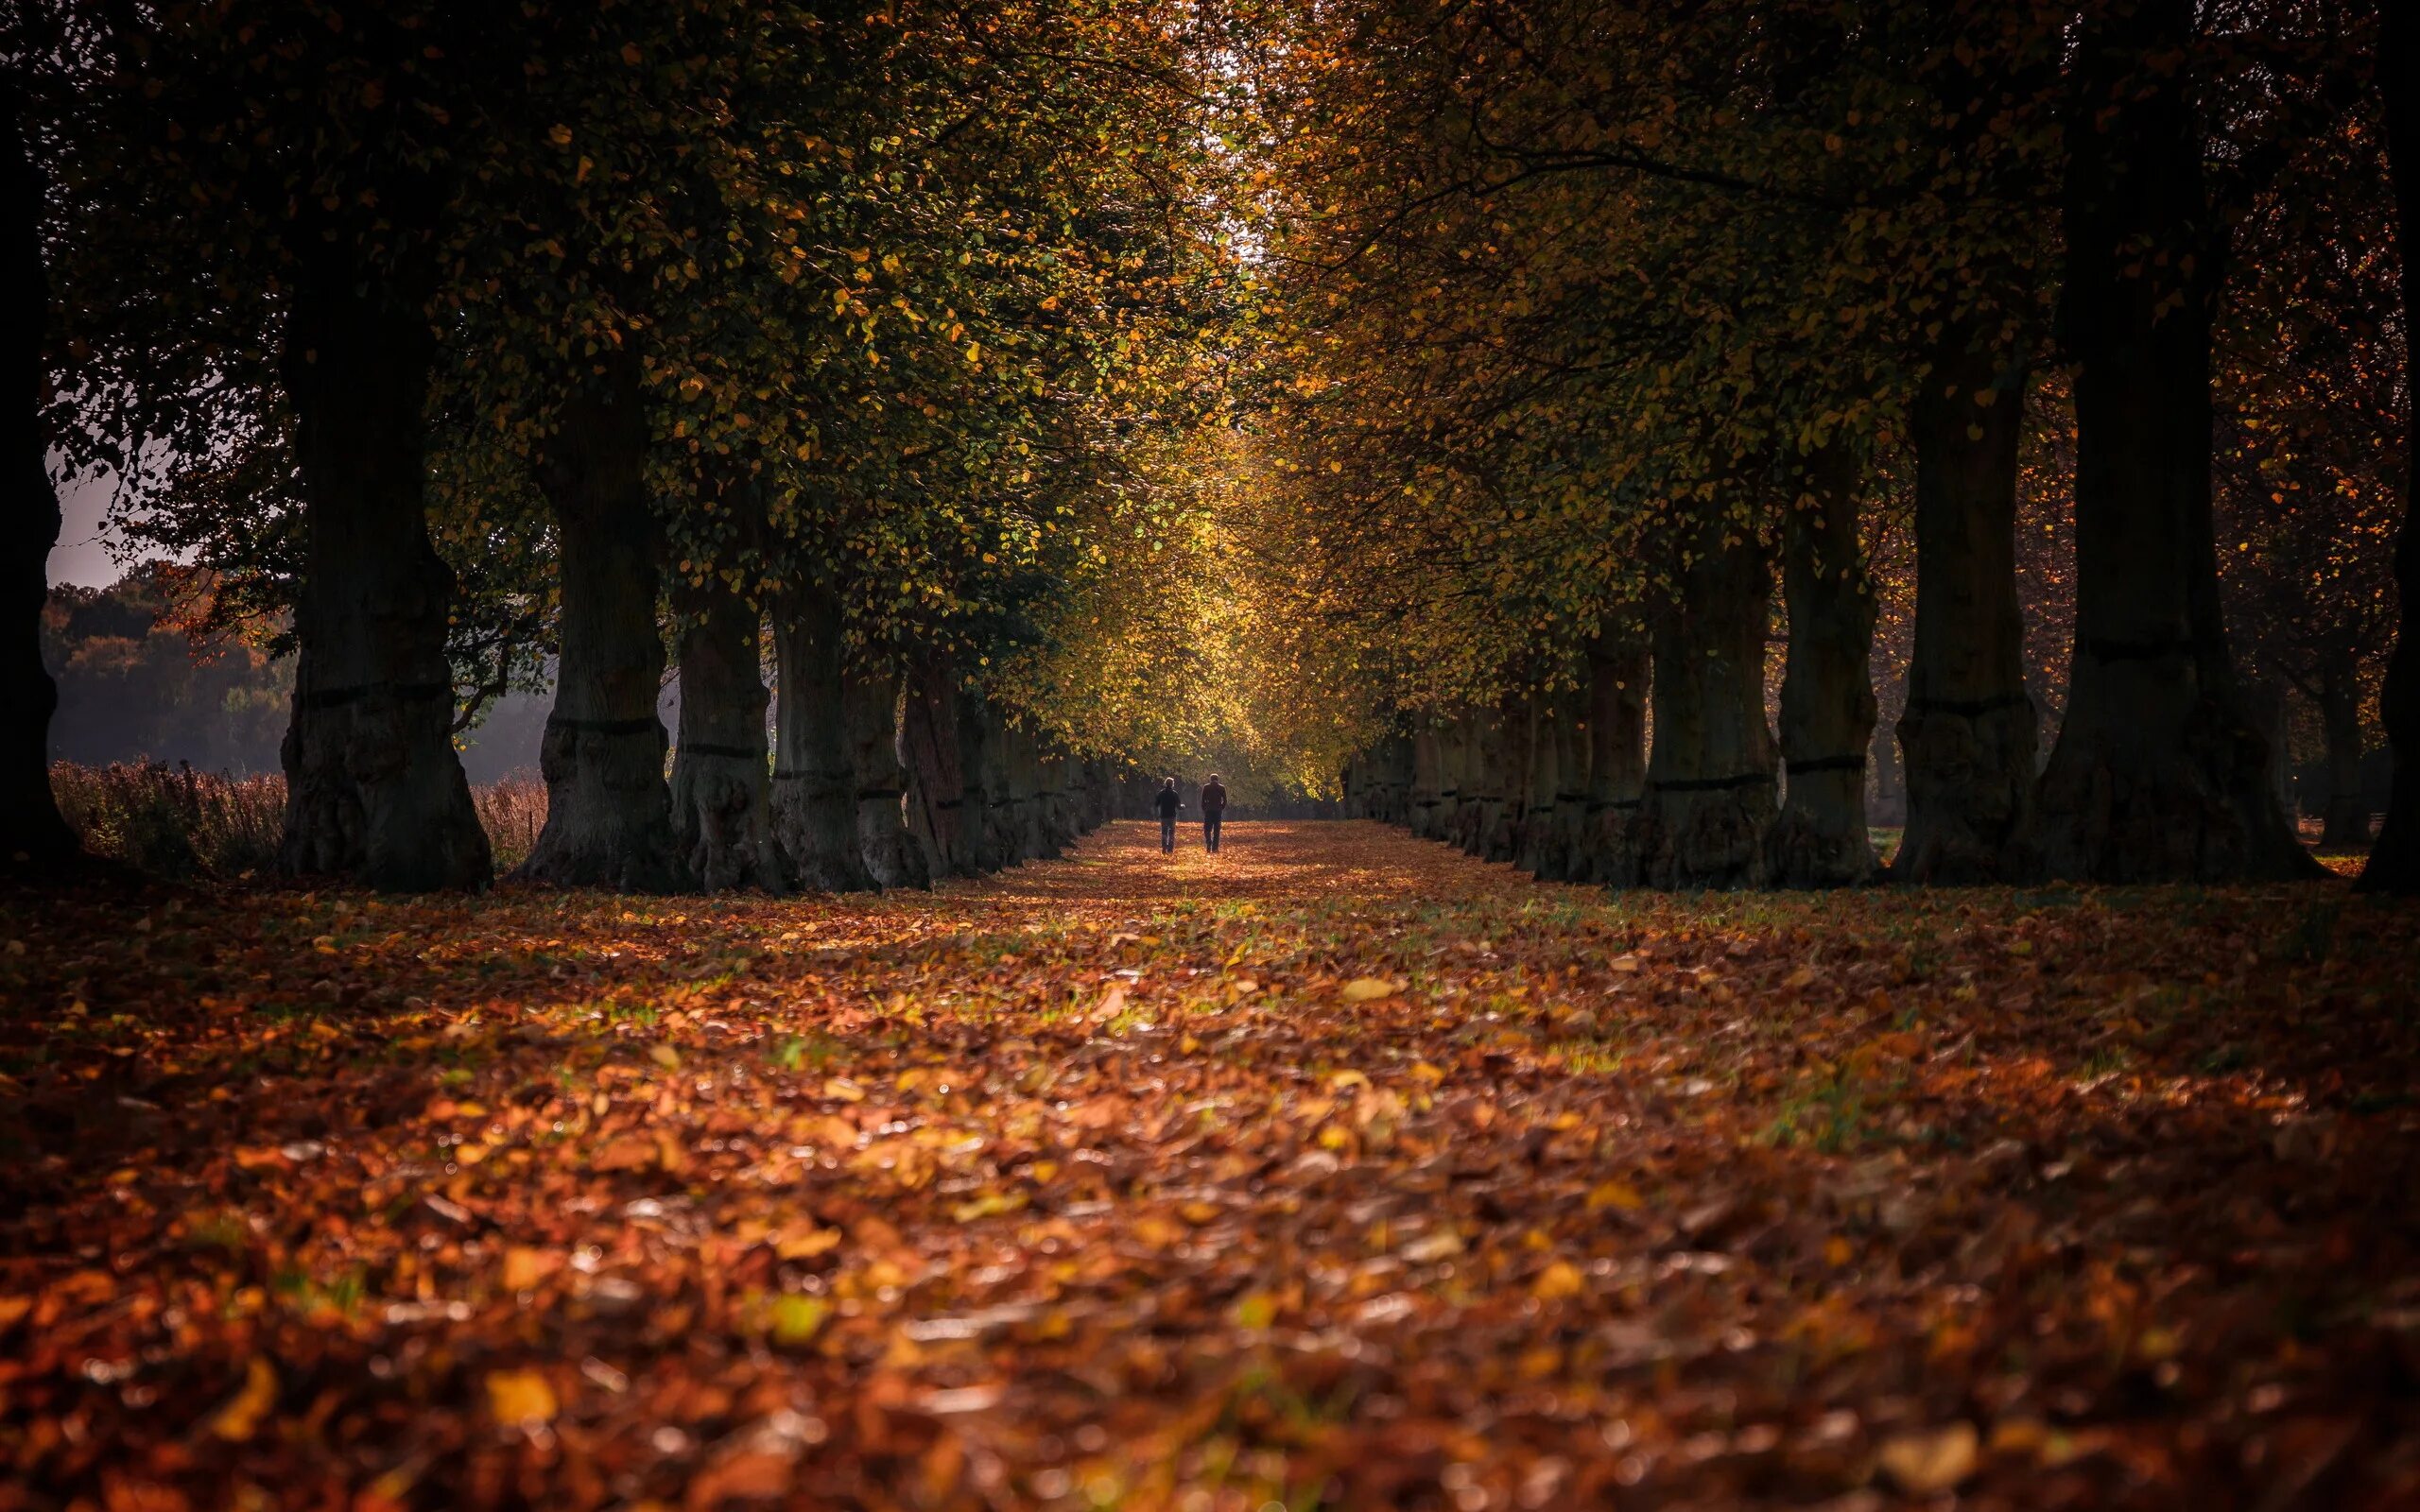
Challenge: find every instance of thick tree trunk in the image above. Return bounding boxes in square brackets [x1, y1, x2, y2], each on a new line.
[1515, 691, 1559, 875]
[2020, 0, 2312, 883]
[845, 665, 928, 889]
[2318, 660, 2372, 849]
[1541, 683, 1591, 881]
[277, 252, 490, 892]
[901, 662, 976, 877]
[669, 576, 785, 892]
[2361, 0, 2420, 892]
[1481, 696, 1523, 863]
[1631, 527, 1776, 890]
[1895, 330, 2038, 883]
[1440, 713, 1475, 846]
[1583, 643, 1649, 885]
[1772, 445, 1881, 888]
[1001, 724, 1051, 862]
[1037, 748, 1077, 854]
[771, 593, 874, 892]
[1, 86, 75, 869]
[954, 687, 1011, 873]
[1409, 727, 1444, 837]
[517, 369, 686, 892]
[1459, 707, 1502, 855]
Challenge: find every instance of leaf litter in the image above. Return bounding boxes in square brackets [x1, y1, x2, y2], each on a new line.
[2, 821, 2418, 1508]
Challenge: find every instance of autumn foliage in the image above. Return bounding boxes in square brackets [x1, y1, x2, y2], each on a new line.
[6, 823, 2420, 1508]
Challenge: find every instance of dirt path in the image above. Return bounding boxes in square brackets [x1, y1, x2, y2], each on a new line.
[3, 821, 2418, 1508]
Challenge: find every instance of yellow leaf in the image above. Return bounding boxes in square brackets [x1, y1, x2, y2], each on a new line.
[209, 1356, 279, 1442]
[1531, 1261, 1585, 1301]
[485, 1368, 558, 1425]
[649, 1043, 681, 1070]
[775, 1228, 843, 1261]
[1877, 1422, 1979, 1494]
[769, 1295, 828, 1346]
[1340, 976, 1397, 1003]
[1585, 1179, 1644, 1212]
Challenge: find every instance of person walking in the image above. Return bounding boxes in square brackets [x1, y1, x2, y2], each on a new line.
[1152, 777, 1184, 853]
[1200, 773, 1228, 852]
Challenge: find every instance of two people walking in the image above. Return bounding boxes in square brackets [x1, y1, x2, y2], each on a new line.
[1152, 774, 1228, 853]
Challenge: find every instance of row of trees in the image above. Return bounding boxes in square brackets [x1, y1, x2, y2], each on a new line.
[8, 0, 1234, 891]
[1263, 0, 2414, 890]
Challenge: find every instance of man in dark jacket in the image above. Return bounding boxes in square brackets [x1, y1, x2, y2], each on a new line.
[1200, 773, 1228, 852]
[1152, 777, 1183, 852]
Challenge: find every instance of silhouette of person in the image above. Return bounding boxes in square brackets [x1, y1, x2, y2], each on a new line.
[1200, 773, 1227, 852]
[1152, 777, 1183, 852]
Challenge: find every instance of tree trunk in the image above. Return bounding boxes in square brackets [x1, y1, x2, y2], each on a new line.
[1409, 726, 1443, 837]
[844, 664, 927, 889]
[276, 250, 490, 892]
[1772, 444, 1881, 887]
[517, 368, 686, 892]
[771, 592, 874, 891]
[2319, 659, 2372, 849]
[1515, 691, 1559, 875]
[2018, 0, 2314, 883]
[1037, 748, 1077, 854]
[1895, 328, 2038, 883]
[0, 83, 76, 869]
[669, 576, 785, 892]
[1543, 683, 1591, 881]
[1583, 642, 1649, 885]
[1440, 713, 1475, 846]
[1631, 527, 1776, 890]
[1481, 695, 1523, 862]
[953, 687, 1011, 873]
[2361, 0, 2420, 892]
[901, 662, 975, 877]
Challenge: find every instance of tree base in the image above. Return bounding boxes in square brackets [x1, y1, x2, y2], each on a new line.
[1894, 700, 2036, 885]
[672, 752, 788, 893]
[513, 724, 688, 892]
[1633, 782, 1773, 891]
[282, 690, 492, 894]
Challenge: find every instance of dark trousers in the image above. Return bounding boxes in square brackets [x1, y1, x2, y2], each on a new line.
[1203, 813, 1223, 851]
[1160, 815, 1176, 851]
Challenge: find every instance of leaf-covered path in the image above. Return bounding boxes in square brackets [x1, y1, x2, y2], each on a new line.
[5, 821, 2419, 1509]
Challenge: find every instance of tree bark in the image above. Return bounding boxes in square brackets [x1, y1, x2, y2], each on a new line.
[771, 592, 874, 891]
[1409, 726, 1444, 837]
[276, 249, 490, 892]
[669, 575, 785, 892]
[1, 80, 76, 869]
[1541, 682, 1591, 881]
[1895, 328, 2038, 883]
[1631, 527, 1776, 890]
[1481, 695, 1523, 863]
[2318, 658, 2372, 849]
[1458, 707, 1501, 854]
[2360, 0, 2420, 891]
[844, 664, 927, 888]
[901, 661, 976, 877]
[953, 686, 1011, 873]
[1583, 642, 1649, 885]
[1772, 444, 1881, 888]
[1515, 691, 1559, 875]
[2019, 0, 2314, 883]
[517, 366, 686, 892]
